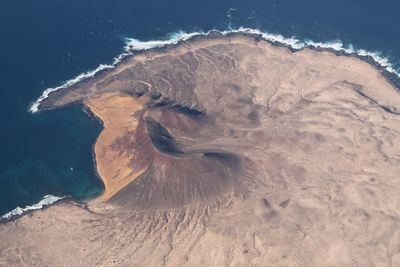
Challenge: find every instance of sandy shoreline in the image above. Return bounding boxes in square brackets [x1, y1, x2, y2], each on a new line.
[2, 32, 400, 266]
[33, 30, 400, 113]
[9, 30, 399, 224]
[85, 93, 149, 201]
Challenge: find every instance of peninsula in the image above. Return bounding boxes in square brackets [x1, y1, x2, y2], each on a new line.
[1, 33, 400, 266]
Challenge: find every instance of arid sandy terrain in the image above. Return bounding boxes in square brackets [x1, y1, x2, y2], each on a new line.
[85, 93, 148, 201]
[1, 33, 400, 266]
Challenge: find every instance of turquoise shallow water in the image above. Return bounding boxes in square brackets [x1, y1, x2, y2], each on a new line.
[0, 104, 104, 215]
[0, 0, 399, 216]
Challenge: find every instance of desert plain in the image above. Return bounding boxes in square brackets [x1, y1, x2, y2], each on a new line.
[1, 33, 400, 266]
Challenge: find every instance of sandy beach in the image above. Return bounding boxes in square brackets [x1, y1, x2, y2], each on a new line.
[1, 33, 400, 266]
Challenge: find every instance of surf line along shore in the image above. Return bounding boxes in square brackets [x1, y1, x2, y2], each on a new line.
[1, 32, 400, 266]
[29, 27, 400, 114]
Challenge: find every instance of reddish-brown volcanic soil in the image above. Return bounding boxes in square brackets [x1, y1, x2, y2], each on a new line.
[85, 93, 149, 201]
[1, 33, 400, 266]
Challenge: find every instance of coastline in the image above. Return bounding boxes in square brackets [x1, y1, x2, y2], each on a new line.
[30, 28, 400, 114]
[3, 26, 400, 265]
[84, 93, 148, 201]
[0, 104, 106, 223]
[0, 196, 69, 224]
[82, 104, 107, 201]
[9, 28, 400, 223]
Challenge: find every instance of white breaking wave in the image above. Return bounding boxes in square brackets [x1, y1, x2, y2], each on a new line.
[124, 31, 201, 51]
[231, 28, 400, 76]
[1, 195, 64, 220]
[28, 52, 131, 113]
[29, 27, 400, 113]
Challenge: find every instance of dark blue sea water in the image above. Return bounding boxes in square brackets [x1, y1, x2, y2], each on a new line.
[1, 0, 399, 216]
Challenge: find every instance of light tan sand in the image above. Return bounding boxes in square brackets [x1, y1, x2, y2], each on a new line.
[85, 93, 148, 200]
[1, 34, 400, 266]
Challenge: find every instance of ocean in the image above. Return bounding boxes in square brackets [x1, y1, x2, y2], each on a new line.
[1, 0, 399, 218]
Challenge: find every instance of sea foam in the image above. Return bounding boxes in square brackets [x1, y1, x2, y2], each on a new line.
[29, 27, 400, 113]
[124, 31, 200, 51]
[16, 27, 400, 220]
[1, 195, 64, 221]
[28, 53, 131, 113]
